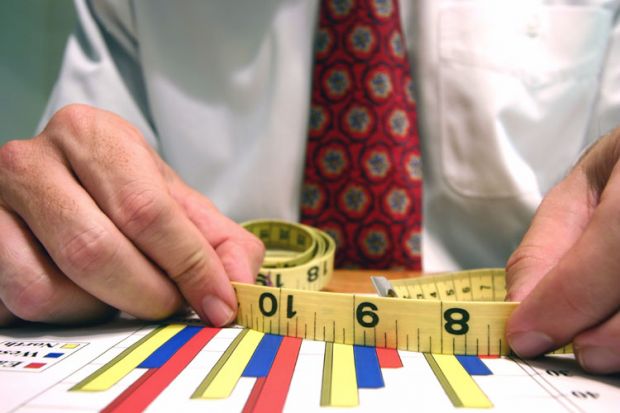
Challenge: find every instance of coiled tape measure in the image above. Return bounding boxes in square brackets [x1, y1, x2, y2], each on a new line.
[234, 220, 572, 356]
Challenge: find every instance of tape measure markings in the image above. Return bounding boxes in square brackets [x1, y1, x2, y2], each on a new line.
[238, 220, 572, 356]
[244, 220, 335, 292]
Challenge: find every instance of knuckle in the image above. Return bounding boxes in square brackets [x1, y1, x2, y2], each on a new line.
[218, 246, 243, 272]
[505, 245, 554, 301]
[506, 243, 553, 279]
[58, 226, 118, 274]
[48, 104, 146, 147]
[246, 232, 266, 257]
[169, 248, 209, 289]
[4, 273, 57, 322]
[245, 234, 266, 269]
[47, 103, 97, 139]
[117, 186, 172, 235]
[0, 139, 34, 176]
[505, 245, 538, 279]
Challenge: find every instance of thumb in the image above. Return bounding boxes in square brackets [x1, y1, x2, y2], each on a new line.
[505, 164, 594, 357]
[505, 168, 594, 301]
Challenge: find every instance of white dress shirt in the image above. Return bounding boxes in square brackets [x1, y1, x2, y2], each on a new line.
[40, 0, 620, 271]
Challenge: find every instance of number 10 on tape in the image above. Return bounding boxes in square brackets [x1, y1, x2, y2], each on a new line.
[233, 279, 518, 356]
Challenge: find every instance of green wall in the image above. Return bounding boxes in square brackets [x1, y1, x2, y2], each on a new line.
[0, 0, 76, 142]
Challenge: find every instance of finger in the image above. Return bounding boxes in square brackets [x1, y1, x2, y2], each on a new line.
[0, 206, 115, 324]
[138, 145, 264, 284]
[170, 179, 265, 284]
[0, 300, 18, 326]
[507, 168, 620, 357]
[0, 138, 183, 321]
[45, 105, 237, 326]
[505, 167, 595, 301]
[573, 311, 620, 374]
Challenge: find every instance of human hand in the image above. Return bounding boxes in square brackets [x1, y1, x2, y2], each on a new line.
[506, 128, 620, 374]
[0, 104, 264, 327]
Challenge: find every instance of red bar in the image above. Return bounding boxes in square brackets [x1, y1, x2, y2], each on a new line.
[244, 336, 302, 413]
[102, 327, 220, 413]
[24, 362, 46, 369]
[242, 377, 266, 413]
[376, 347, 403, 368]
[102, 370, 156, 413]
[479, 355, 500, 359]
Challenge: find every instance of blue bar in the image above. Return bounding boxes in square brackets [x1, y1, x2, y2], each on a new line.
[45, 352, 64, 358]
[456, 355, 493, 376]
[354, 345, 384, 388]
[242, 334, 283, 377]
[138, 326, 202, 368]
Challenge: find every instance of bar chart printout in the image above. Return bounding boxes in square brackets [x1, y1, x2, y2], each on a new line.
[2, 322, 620, 412]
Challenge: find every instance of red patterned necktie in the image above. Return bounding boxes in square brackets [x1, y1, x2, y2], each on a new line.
[300, 0, 422, 270]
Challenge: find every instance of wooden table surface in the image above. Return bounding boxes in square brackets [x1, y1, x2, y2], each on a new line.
[324, 269, 422, 293]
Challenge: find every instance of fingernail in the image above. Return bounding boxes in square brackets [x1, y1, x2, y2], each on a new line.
[578, 347, 620, 374]
[202, 295, 235, 326]
[508, 331, 555, 357]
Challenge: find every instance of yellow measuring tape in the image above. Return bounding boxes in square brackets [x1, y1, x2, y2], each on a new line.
[235, 220, 572, 356]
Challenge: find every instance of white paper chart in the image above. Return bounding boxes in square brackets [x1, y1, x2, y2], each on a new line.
[1, 319, 619, 412]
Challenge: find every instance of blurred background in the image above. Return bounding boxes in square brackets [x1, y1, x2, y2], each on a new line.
[0, 0, 76, 143]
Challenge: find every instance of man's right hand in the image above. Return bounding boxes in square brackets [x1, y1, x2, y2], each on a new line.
[0, 104, 265, 327]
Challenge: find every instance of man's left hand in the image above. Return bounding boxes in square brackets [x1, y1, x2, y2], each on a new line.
[506, 128, 620, 374]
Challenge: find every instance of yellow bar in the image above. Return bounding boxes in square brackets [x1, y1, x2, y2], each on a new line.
[320, 342, 334, 406]
[330, 343, 359, 407]
[191, 329, 247, 399]
[431, 354, 492, 408]
[75, 324, 185, 391]
[200, 329, 264, 399]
